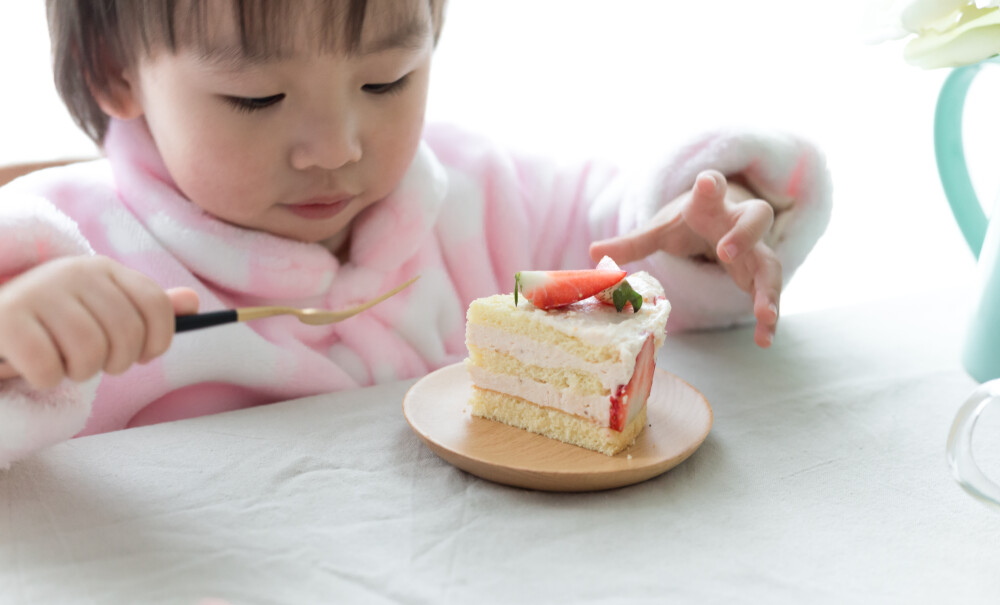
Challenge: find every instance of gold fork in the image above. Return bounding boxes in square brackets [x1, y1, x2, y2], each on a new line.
[175, 275, 419, 332]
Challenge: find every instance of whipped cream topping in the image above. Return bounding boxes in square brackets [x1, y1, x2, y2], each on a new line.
[515, 297, 669, 354]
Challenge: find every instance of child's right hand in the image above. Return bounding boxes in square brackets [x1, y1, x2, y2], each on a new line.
[0, 257, 198, 389]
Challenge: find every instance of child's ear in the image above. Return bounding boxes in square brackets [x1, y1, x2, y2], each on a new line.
[90, 67, 143, 120]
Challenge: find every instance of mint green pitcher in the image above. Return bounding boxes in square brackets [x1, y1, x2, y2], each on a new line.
[935, 55, 1000, 383]
[938, 56, 1000, 510]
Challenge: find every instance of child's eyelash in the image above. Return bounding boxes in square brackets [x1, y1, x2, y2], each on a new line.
[224, 93, 286, 113]
[361, 75, 410, 96]
[221, 75, 407, 114]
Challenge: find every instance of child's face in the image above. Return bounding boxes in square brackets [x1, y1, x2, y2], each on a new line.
[122, 0, 434, 244]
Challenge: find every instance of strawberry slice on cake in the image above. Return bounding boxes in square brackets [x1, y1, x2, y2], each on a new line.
[514, 267, 626, 309]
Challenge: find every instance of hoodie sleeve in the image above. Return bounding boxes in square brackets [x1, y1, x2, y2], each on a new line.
[0, 189, 99, 469]
[424, 124, 832, 332]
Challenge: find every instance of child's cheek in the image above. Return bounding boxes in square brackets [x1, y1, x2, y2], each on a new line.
[371, 99, 428, 199]
[168, 135, 272, 218]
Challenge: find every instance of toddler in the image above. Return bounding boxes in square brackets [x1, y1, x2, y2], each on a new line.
[0, 0, 831, 467]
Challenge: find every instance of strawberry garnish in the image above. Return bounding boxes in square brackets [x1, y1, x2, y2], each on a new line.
[593, 257, 664, 313]
[514, 269, 626, 309]
[593, 256, 641, 312]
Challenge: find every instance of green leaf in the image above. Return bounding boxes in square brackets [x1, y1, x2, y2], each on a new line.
[612, 288, 626, 312]
[514, 272, 520, 306]
[611, 280, 643, 313]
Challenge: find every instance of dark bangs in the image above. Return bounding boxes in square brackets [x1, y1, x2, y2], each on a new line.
[125, 0, 370, 62]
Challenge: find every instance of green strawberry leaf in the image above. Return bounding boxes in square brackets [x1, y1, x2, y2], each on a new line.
[611, 280, 643, 313]
[514, 272, 520, 306]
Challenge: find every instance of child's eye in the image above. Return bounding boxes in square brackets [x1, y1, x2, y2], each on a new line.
[361, 75, 409, 96]
[224, 93, 286, 113]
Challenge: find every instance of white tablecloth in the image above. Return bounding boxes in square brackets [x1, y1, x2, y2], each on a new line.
[1, 288, 997, 604]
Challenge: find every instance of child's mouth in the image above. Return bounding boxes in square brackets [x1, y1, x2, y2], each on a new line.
[287, 196, 355, 220]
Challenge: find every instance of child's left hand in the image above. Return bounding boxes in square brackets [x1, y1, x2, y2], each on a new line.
[590, 170, 780, 348]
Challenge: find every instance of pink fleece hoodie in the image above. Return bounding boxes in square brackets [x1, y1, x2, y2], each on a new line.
[0, 118, 831, 467]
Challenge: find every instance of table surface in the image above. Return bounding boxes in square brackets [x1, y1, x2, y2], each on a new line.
[1, 287, 997, 605]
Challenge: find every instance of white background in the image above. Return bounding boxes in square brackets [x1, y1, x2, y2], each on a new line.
[2, 0, 997, 318]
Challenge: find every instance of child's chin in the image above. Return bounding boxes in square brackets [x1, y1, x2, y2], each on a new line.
[293, 226, 352, 250]
[251, 221, 348, 245]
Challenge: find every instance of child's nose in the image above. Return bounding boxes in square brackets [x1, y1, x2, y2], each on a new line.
[289, 111, 362, 171]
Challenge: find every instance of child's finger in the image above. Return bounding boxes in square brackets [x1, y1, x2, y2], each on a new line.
[717, 199, 774, 263]
[590, 204, 705, 265]
[0, 361, 18, 381]
[38, 298, 110, 382]
[109, 266, 175, 365]
[683, 170, 731, 245]
[755, 320, 775, 349]
[4, 318, 68, 389]
[80, 283, 147, 376]
[589, 221, 675, 266]
[168, 287, 200, 316]
[750, 247, 782, 348]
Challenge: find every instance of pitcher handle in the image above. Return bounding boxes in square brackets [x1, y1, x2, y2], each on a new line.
[947, 379, 1000, 507]
[933, 57, 1000, 258]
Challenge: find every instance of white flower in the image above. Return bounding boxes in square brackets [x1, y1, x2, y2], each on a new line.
[873, 0, 1000, 68]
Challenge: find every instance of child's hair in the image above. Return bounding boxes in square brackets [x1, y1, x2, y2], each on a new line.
[46, 0, 446, 145]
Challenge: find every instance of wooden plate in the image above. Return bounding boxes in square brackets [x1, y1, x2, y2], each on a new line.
[402, 363, 713, 492]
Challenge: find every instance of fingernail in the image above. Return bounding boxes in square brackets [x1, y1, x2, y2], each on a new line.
[701, 173, 718, 193]
[722, 243, 738, 261]
[768, 303, 779, 321]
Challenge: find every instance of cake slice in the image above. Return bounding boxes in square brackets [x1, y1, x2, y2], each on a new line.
[465, 260, 670, 455]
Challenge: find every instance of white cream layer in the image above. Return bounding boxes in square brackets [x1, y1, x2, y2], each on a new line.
[467, 363, 615, 425]
[466, 324, 633, 390]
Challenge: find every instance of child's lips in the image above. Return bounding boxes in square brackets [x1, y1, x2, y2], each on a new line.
[286, 195, 355, 220]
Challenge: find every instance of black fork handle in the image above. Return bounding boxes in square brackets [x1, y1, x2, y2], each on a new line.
[174, 310, 239, 333]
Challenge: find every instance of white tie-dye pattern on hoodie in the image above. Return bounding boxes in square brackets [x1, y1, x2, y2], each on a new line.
[0, 118, 831, 468]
